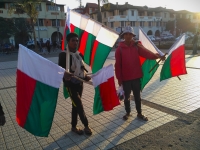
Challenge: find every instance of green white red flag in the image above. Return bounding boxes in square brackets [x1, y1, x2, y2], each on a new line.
[16, 44, 65, 137]
[91, 64, 120, 114]
[62, 8, 89, 50]
[78, 19, 101, 65]
[139, 27, 164, 90]
[90, 27, 119, 73]
[160, 34, 187, 81]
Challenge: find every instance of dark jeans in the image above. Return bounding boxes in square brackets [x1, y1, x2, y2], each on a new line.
[123, 78, 142, 114]
[66, 82, 88, 128]
[193, 43, 198, 54]
[0, 103, 4, 116]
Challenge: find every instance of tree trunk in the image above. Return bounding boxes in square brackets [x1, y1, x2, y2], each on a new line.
[31, 18, 38, 52]
[97, 0, 102, 23]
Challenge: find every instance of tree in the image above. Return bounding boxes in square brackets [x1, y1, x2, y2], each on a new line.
[9, 0, 42, 51]
[0, 17, 16, 42]
[166, 18, 195, 36]
[14, 18, 32, 46]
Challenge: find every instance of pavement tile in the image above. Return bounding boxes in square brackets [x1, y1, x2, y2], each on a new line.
[1, 53, 200, 150]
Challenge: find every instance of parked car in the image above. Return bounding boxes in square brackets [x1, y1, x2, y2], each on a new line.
[26, 40, 35, 48]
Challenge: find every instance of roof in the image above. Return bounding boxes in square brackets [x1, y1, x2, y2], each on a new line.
[85, 3, 98, 8]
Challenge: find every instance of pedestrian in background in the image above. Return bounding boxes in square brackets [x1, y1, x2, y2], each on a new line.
[192, 32, 199, 55]
[0, 103, 6, 126]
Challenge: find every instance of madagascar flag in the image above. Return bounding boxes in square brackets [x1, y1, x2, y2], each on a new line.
[139, 27, 164, 90]
[160, 34, 187, 81]
[16, 44, 65, 137]
[62, 8, 89, 50]
[91, 64, 120, 114]
[78, 19, 101, 65]
[91, 27, 119, 73]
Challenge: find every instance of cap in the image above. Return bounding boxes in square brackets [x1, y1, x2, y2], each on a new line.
[121, 26, 136, 37]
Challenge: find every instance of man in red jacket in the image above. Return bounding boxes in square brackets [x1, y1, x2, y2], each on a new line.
[115, 26, 165, 121]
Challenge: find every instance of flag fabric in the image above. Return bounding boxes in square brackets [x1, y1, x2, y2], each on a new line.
[160, 34, 187, 81]
[91, 27, 119, 73]
[16, 44, 65, 137]
[139, 27, 164, 90]
[91, 64, 120, 115]
[62, 8, 89, 50]
[78, 19, 102, 65]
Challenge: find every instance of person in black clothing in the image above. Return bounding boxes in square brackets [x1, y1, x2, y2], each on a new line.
[0, 103, 6, 126]
[58, 33, 92, 135]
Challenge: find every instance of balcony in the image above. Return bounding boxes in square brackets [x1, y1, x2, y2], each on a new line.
[108, 15, 128, 22]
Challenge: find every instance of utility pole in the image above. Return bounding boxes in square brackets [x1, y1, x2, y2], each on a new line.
[174, 14, 176, 37]
[37, 10, 41, 51]
[55, 0, 59, 46]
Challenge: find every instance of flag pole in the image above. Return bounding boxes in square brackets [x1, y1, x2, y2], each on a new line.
[64, 71, 89, 83]
[177, 76, 181, 80]
[149, 53, 167, 73]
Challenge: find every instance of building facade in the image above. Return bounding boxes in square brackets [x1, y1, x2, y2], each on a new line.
[0, 0, 66, 45]
[90, 2, 200, 38]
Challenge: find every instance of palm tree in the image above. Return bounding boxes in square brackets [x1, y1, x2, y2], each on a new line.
[9, 0, 42, 51]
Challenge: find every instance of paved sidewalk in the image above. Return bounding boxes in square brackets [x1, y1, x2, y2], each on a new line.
[0, 49, 200, 150]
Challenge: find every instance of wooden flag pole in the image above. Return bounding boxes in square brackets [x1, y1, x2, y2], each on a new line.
[64, 71, 91, 83]
[177, 76, 181, 80]
[149, 53, 167, 73]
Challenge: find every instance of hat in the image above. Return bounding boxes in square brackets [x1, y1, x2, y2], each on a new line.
[121, 26, 136, 36]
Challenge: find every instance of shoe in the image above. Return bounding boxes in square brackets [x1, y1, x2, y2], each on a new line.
[137, 114, 148, 121]
[123, 113, 131, 120]
[84, 126, 92, 135]
[71, 127, 84, 135]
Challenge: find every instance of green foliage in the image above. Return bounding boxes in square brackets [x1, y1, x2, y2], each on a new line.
[165, 18, 196, 35]
[0, 17, 16, 42]
[14, 18, 32, 45]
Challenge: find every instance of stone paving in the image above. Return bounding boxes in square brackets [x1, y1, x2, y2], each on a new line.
[0, 50, 200, 150]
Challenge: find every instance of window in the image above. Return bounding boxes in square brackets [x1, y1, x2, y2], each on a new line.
[119, 11, 123, 15]
[48, 5, 60, 11]
[130, 21, 135, 26]
[111, 22, 114, 28]
[131, 10, 134, 16]
[52, 19, 60, 26]
[156, 21, 160, 27]
[35, 19, 43, 26]
[121, 21, 125, 27]
[164, 13, 167, 18]
[148, 21, 152, 27]
[36, 4, 42, 11]
[104, 12, 106, 18]
[89, 8, 92, 14]
[140, 21, 144, 27]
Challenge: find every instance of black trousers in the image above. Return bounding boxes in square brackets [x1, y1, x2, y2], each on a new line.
[123, 78, 142, 114]
[0, 103, 4, 116]
[66, 82, 88, 127]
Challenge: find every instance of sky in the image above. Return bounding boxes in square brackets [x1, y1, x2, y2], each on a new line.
[55, 0, 200, 13]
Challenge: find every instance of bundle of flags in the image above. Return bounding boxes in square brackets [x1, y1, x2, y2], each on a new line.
[62, 8, 119, 73]
[138, 27, 164, 90]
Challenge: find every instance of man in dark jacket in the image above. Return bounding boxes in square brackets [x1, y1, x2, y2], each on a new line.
[58, 33, 92, 135]
[115, 26, 165, 121]
[0, 103, 6, 126]
[192, 32, 199, 55]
